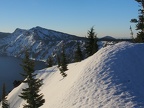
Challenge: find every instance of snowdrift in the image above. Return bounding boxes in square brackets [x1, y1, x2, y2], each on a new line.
[2, 42, 144, 108]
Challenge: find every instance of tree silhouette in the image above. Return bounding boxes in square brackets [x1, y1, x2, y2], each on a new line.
[85, 27, 98, 57]
[59, 45, 67, 77]
[1, 83, 9, 108]
[74, 42, 83, 62]
[131, 0, 144, 42]
[19, 50, 45, 108]
[46, 56, 53, 67]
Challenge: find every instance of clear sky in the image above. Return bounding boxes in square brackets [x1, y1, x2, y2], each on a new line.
[0, 0, 139, 38]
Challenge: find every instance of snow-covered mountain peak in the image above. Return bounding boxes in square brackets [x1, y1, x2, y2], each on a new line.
[13, 28, 27, 36]
[29, 26, 47, 33]
[0, 27, 86, 61]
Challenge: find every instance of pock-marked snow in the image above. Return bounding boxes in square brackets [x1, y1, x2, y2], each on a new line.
[3, 42, 144, 108]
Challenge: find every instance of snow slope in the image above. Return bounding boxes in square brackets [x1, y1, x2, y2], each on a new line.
[3, 42, 144, 108]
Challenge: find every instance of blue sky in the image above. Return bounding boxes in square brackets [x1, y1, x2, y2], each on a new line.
[0, 0, 139, 38]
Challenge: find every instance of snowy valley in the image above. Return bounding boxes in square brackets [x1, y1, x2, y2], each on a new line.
[1, 42, 144, 108]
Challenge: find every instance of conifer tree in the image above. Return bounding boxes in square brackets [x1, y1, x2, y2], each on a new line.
[19, 50, 45, 108]
[61, 45, 68, 72]
[56, 54, 61, 67]
[130, 26, 135, 42]
[46, 56, 53, 67]
[59, 45, 67, 77]
[74, 42, 83, 62]
[131, 0, 144, 42]
[59, 66, 67, 77]
[1, 83, 9, 108]
[85, 27, 98, 57]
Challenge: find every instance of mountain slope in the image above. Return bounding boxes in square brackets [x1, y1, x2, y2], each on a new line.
[0, 32, 11, 39]
[0, 26, 86, 62]
[3, 42, 144, 108]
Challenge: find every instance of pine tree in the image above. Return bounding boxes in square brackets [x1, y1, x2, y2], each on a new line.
[19, 50, 45, 108]
[74, 42, 83, 62]
[1, 83, 9, 108]
[56, 54, 61, 67]
[131, 0, 144, 42]
[61, 46, 68, 72]
[59, 45, 67, 77]
[130, 26, 135, 42]
[46, 56, 53, 67]
[59, 66, 67, 77]
[85, 27, 98, 57]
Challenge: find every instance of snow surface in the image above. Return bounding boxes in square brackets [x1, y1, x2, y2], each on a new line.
[2, 42, 144, 108]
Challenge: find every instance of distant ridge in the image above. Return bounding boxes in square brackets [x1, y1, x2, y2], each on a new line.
[99, 36, 116, 41]
[0, 26, 87, 62]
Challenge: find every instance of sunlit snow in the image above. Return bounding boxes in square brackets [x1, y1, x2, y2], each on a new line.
[1, 42, 144, 108]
